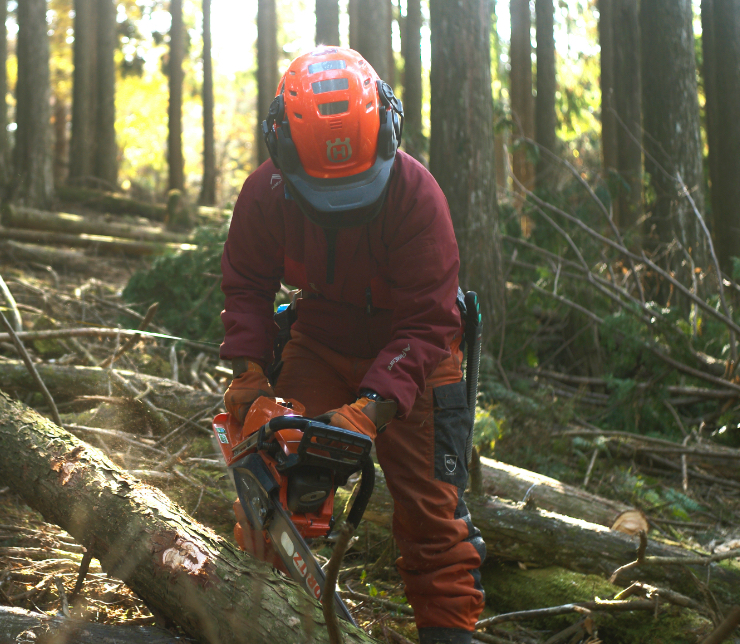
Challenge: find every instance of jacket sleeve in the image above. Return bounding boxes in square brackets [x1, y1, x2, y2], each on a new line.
[359, 167, 461, 416]
[220, 171, 284, 365]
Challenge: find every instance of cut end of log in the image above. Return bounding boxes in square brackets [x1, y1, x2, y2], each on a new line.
[611, 510, 650, 535]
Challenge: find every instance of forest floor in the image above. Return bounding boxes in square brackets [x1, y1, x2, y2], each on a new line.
[1, 198, 740, 644]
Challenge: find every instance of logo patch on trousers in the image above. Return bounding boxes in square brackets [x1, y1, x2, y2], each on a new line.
[445, 455, 458, 473]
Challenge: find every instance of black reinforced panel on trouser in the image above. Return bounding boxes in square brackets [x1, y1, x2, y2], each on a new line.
[454, 494, 486, 598]
[432, 381, 471, 490]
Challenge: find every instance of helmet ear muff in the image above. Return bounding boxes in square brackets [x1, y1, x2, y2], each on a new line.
[262, 91, 300, 172]
[376, 80, 404, 159]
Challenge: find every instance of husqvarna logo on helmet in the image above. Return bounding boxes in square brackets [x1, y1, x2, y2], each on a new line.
[327, 138, 352, 162]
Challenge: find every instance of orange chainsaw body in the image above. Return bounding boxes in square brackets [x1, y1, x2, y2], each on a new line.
[212, 397, 336, 542]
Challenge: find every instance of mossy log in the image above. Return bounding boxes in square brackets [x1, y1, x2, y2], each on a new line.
[479, 455, 635, 528]
[0, 361, 221, 421]
[0, 392, 378, 644]
[481, 564, 712, 644]
[353, 469, 740, 605]
[0, 606, 180, 644]
[56, 186, 168, 221]
[2, 205, 191, 244]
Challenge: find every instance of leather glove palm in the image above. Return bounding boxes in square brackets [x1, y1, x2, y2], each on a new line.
[224, 361, 274, 423]
[318, 395, 398, 441]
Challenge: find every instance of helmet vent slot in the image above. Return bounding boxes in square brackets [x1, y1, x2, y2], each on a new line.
[312, 78, 349, 94]
[308, 60, 347, 74]
[329, 119, 342, 129]
[289, 90, 297, 96]
[366, 102, 373, 111]
[318, 101, 349, 116]
[294, 113, 303, 119]
[364, 78, 371, 87]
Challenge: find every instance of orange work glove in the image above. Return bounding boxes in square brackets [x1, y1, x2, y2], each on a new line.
[223, 361, 274, 423]
[319, 395, 398, 441]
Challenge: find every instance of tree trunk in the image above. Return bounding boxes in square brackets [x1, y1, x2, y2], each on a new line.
[199, 0, 216, 206]
[14, 0, 54, 208]
[492, 1, 507, 191]
[53, 95, 68, 186]
[599, 0, 618, 177]
[704, 0, 740, 273]
[0, 0, 8, 192]
[348, 0, 359, 51]
[510, 0, 535, 193]
[402, 0, 424, 161]
[356, 468, 740, 603]
[257, 0, 278, 166]
[0, 393, 378, 644]
[479, 456, 635, 528]
[430, 0, 504, 336]
[535, 0, 557, 189]
[70, 0, 97, 183]
[356, 0, 392, 80]
[316, 0, 340, 46]
[641, 0, 707, 267]
[168, 0, 185, 191]
[94, 0, 118, 188]
[612, 0, 642, 231]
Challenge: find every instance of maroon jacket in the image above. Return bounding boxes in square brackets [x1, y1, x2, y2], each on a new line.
[220, 151, 461, 416]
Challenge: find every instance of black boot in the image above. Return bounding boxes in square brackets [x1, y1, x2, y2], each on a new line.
[417, 627, 472, 644]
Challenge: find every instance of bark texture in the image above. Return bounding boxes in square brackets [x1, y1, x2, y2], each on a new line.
[168, 0, 185, 191]
[199, 0, 216, 205]
[69, 0, 118, 187]
[70, 0, 98, 183]
[348, 0, 359, 50]
[429, 0, 504, 336]
[612, 0, 642, 231]
[356, 0, 393, 81]
[510, 0, 535, 193]
[402, 0, 424, 161]
[316, 0, 340, 46]
[598, 0, 618, 175]
[703, 0, 740, 272]
[0, 393, 377, 644]
[94, 0, 118, 187]
[535, 0, 557, 189]
[0, 0, 8, 192]
[14, 0, 54, 208]
[641, 0, 707, 266]
[257, 0, 278, 165]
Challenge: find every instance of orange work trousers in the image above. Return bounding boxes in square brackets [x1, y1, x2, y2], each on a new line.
[274, 330, 486, 631]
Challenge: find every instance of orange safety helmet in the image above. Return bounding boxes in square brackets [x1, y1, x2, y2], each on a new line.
[262, 47, 404, 228]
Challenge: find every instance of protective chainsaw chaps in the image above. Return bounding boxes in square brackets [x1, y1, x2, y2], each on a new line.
[212, 397, 375, 625]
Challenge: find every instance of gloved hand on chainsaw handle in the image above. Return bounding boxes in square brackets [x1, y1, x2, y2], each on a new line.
[317, 392, 398, 441]
[224, 360, 274, 423]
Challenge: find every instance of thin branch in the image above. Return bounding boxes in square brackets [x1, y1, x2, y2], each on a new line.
[0, 311, 62, 426]
[98, 302, 159, 368]
[322, 522, 355, 644]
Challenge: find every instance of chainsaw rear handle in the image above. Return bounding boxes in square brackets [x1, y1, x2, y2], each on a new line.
[263, 415, 375, 530]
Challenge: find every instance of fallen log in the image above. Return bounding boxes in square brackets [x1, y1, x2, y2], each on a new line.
[2, 206, 191, 244]
[0, 226, 196, 257]
[479, 455, 637, 529]
[0, 606, 179, 644]
[354, 469, 740, 605]
[57, 185, 168, 221]
[0, 361, 221, 421]
[0, 240, 90, 272]
[0, 392, 377, 644]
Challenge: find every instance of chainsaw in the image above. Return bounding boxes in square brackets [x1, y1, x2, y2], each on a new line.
[212, 396, 374, 625]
